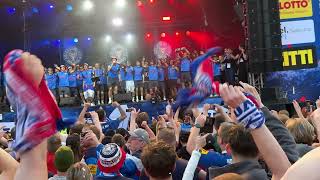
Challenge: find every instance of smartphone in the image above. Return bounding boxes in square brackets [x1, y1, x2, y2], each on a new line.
[126, 108, 134, 112]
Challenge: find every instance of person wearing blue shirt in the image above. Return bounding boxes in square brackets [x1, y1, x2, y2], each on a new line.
[133, 61, 144, 102]
[68, 67, 78, 97]
[168, 60, 179, 98]
[107, 58, 120, 104]
[57, 65, 70, 98]
[157, 62, 166, 101]
[82, 64, 94, 91]
[76, 65, 85, 103]
[119, 65, 126, 93]
[179, 49, 192, 88]
[147, 61, 159, 95]
[212, 56, 222, 82]
[45, 68, 58, 98]
[94, 63, 105, 105]
[100, 65, 108, 104]
[125, 63, 135, 102]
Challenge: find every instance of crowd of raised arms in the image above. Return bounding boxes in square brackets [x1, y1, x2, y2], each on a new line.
[43, 45, 248, 105]
[2, 48, 320, 180]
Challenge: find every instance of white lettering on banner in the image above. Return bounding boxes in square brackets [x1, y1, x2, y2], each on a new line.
[281, 20, 315, 45]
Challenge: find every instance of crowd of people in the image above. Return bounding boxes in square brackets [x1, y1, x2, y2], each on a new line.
[1, 50, 320, 180]
[43, 45, 248, 106]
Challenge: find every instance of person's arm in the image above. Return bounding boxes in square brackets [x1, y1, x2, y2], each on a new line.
[129, 108, 140, 132]
[293, 100, 306, 120]
[141, 121, 156, 140]
[77, 103, 91, 124]
[112, 101, 127, 121]
[310, 108, 320, 143]
[282, 147, 320, 180]
[219, 84, 291, 180]
[0, 148, 18, 180]
[202, 104, 210, 117]
[90, 111, 104, 141]
[186, 114, 206, 154]
[183, 135, 208, 180]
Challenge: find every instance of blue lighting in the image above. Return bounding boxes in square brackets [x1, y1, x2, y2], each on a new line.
[49, 5, 54, 9]
[7, 7, 16, 15]
[32, 7, 39, 14]
[66, 4, 73, 12]
[87, 37, 91, 41]
[73, 38, 79, 43]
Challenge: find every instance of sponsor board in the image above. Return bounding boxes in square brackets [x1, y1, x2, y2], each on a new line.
[282, 46, 317, 70]
[279, 0, 313, 19]
[281, 19, 315, 45]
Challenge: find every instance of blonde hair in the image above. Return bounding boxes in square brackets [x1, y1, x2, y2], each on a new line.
[286, 118, 315, 145]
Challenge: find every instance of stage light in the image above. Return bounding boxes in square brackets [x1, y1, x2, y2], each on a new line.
[112, 17, 123, 27]
[49, 5, 54, 9]
[146, 33, 151, 38]
[73, 38, 79, 43]
[7, 7, 16, 15]
[162, 16, 171, 21]
[137, 1, 143, 7]
[126, 33, 133, 41]
[32, 7, 39, 14]
[175, 32, 180, 36]
[150, 0, 155, 3]
[105, 35, 112, 42]
[161, 33, 166, 38]
[115, 0, 126, 8]
[186, 31, 191, 36]
[66, 4, 73, 12]
[82, 0, 94, 11]
[87, 37, 92, 41]
[57, 40, 61, 43]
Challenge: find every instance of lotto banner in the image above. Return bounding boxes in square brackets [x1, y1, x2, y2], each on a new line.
[279, 0, 313, 19]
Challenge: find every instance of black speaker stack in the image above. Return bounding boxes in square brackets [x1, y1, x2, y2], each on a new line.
[244, 0, 283, 73]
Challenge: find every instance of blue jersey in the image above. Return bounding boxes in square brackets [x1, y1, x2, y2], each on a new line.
[108, 64, 120, 79]
[120, 68, 126, 81]
[148, 66, 158, 81]
[68, 72, 77, 88]
[100, 70, 107, 85]
[198, 151, 232, 170]
[76, 71, 83, 87]
[45, 73, 57, 90]
[134, 66, 143, 81]
[57, 72, 69, 87]
[125, 66, 134, 81]
[94, 69, 103, 84]
[158, 67, 165, 81]
[101, 118, 121, 134]
[214, 63, 221, 76]
[180, 58, 191, 72]
[82, 70, 93, 85]
[168, 66, 178, 80]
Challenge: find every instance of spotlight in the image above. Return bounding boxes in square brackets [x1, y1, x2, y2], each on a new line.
[137, 1, 143, 7]
[115, 0, 126, 8]
[66, 4, 73, 12]
[161, 33, 166, 38]
[186, 31, 191, 36]
[7, 7, 16, 15]
[112, 17, 123, 27]
[105, 35, 112, 42]
[126, 33, 133, 41]
[82, 0, 94, 11]
[175, 32, 180, 36]
[32, 7, 39, 14]
[87, 37, 91, 41]
[162, 16, 171, 21]
[49, 5, 54, 9]
[150, 0, 155, 3]
[73, 38, 79, 43]
[146, 33, 151, 38]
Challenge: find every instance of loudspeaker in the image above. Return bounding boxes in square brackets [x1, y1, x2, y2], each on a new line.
[245, 0, 283, 73]
[113, 93, 132, 103]
[260, 87, 288, 104]
[59, 97, 79, 106]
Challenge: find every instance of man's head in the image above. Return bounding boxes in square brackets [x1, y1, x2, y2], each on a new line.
[150, 61, 154, 66]
[111, 57, 117, 64]
[217, 122, 235, 151]
[127, 128, 149, 153]
[54, 146, 74, 173]
[47, 134, 62, 153]
[286, 118, 315, 145]
[112, 134, 126, 148]
[95, 63, 100, 69]
[156, 127, 176, 148]
[224, 124, 259, 160]
[98, 143, 126, 174]
[61, 65, 66, 71]
[48, 68, 53, 74]
[96, 108, 106, 122]
[136, 61, 141, 66]
[83, 63, 88, 70]
[183, 109, 193, 124]
[141, 141, 177, 180]
[136, 112, 150, 128]
[214, 114, 227, 131]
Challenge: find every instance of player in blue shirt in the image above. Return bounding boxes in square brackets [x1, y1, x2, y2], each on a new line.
[157, 61, 167, 101]
[179, 48, 192, 88]
[107, 57, 120, 104]
[212, 56, 222, 82]
[68, 66, 78, 97]
[133, 61, 144, 102]
[125, 62, 135, 102]
[94, 63, 104, 105]
[82, 64, 95, 104]
[76, 65, 85, 103]
[168, 60, 179, 98]
[57, 65, 70, 98]
[100, 64, 108, 104]
[147, 61, 159, 95]
[119, 64, 126, 93]
[45, 68, 58, 98]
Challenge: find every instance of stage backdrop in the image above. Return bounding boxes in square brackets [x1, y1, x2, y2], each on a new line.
[265, 0, 320, 101]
